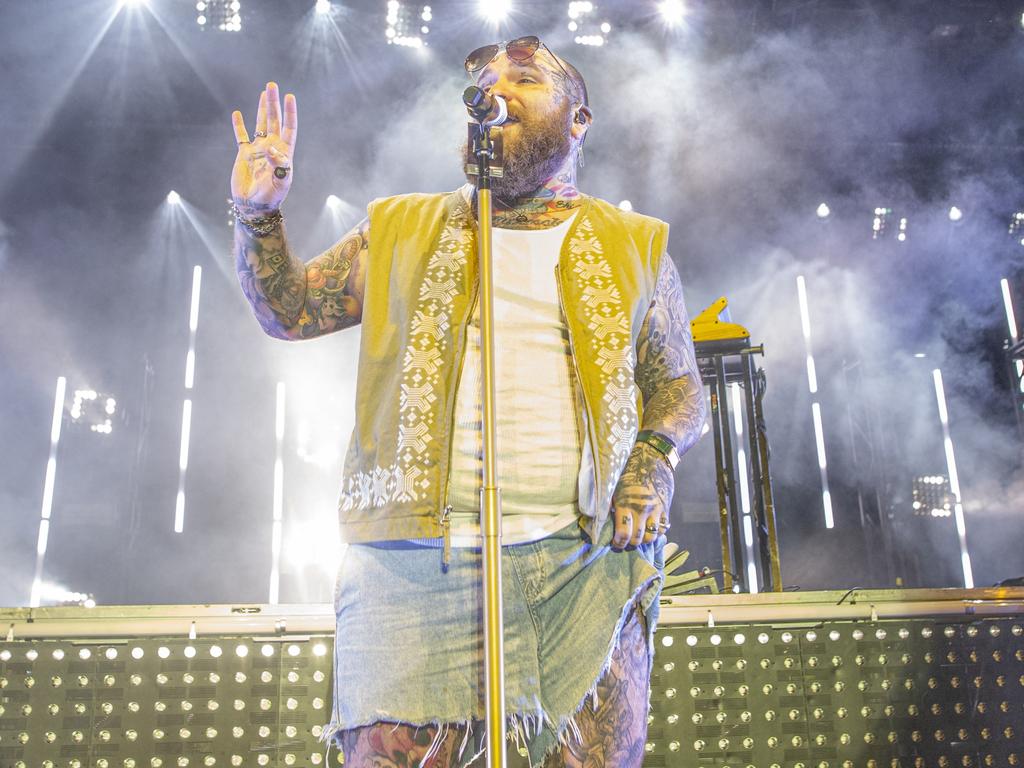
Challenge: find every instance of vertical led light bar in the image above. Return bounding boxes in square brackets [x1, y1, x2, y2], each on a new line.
[174, 400, 192, 533]
[30, 376, 67, 607]
[1003, 278, 1020, 342]
[269, 382, 286, 604]
[797, 275, 834, 528]
[185, 266, 202, 389]
[1002, 278, 1023, 386]
[731, 383, 758, 593]
[174, 266, 202, 533]
[932, 369, 974, 588]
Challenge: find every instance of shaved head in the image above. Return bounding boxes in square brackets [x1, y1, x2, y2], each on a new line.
[548, 53, 589, 108]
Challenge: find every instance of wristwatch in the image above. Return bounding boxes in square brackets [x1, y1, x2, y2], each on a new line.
[636, 429, 680, 470]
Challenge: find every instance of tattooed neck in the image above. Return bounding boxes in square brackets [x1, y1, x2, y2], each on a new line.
[483, 167, 584, 230]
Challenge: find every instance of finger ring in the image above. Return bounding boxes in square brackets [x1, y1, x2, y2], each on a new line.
[274, 166, 290, 179]
[253, 130, 268, 138]
[658, 521, 670, 530]
[645, 524, 658, 533]
[238, 139, 251, 144]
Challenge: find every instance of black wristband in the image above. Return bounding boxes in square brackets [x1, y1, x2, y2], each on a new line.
[636, 429, 680, 470]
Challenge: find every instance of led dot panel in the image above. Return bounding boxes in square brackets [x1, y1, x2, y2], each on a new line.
[1, 619, 1022, 766]
[0, 637, 338, 767]
[647, 619, 1024, 768]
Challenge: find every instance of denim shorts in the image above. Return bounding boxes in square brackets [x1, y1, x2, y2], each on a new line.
[323, 519, 664, 766]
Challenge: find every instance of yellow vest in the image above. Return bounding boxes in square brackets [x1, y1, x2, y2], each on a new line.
[338, 188, 669, 545]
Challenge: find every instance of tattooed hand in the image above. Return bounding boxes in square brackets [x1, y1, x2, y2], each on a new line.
[610, 443, 673, 550]
[230, 81, 296, 215]
[610, 252, 707, 551]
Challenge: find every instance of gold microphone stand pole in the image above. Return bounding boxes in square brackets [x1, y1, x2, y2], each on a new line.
[463, 86, 507, 768]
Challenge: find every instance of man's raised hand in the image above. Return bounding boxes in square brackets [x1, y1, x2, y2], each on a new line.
[231, 82, 297, 216]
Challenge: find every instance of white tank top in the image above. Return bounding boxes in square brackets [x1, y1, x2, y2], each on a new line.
[446, 213, 582, 545]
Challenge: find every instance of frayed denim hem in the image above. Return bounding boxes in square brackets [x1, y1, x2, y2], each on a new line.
[319, 571, 662, 768]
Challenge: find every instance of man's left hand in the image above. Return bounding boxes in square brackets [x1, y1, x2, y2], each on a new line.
[610, 443, 674, 550]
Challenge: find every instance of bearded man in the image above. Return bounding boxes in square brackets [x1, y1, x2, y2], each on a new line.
[230, 36, 706, 768]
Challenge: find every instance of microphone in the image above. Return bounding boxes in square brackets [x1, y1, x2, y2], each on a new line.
[463, 86, 508, 127]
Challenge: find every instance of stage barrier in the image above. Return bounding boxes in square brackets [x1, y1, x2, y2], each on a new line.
[1, 588, 1022, 767]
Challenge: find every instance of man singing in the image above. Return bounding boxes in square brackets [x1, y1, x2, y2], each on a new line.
[230, 36, 705, 768]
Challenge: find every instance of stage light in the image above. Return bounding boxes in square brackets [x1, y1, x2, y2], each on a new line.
[174, 398, 192, 533]
[932, 368, 973, 588]
[816, 202, 830, 219]
[1009, 212, 1024, 242]
[567, 0, 591, 18]
[201, 0, 242, 32]
[326, 194, 341, 209]
[32, 376, 66, 604]
[911, 475, 953, 517]
[478, 0, 511, 24]
[386, 2, 430, 46]
[179, 401, 192, 473]
[1002, 277, 1019, 342]
[871, 206, 892, 239]
[188, 266, 202, 333]
[897, 216, 908, 242]
[568, 2, 607, 45]
[658, 0, 685, 26]
[948, 205, 963, 222]
[315, 0, 330, 14]
[618, 200, 632, 211]
[120, 0, 147, 8]
[167, 190, 181, 205]
[797, 275, 833, 529]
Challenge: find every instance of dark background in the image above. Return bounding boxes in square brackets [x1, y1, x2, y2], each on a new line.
[1, 0, 1021, 606]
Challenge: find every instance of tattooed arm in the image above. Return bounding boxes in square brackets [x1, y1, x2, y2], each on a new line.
[234, 214, 368, 340]
[611, 254, 707, 550]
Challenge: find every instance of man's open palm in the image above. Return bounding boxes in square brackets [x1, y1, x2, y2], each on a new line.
[230, 81, 297, 214]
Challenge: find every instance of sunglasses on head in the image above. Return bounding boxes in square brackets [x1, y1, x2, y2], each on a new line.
[464, 35, 576, 96]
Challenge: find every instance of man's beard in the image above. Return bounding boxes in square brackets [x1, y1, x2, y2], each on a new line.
[462, 108, 572, 201]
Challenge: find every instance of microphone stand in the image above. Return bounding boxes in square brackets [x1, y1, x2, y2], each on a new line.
[464, 89, 507, 768]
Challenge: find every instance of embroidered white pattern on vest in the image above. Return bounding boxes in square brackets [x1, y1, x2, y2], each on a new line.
[339, 220, 473, 511]
[567, 217, 639, 500]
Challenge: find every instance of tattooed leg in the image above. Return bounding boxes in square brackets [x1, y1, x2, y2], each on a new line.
[544, 603, 650, 768]
[340, 721, 467, 768]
